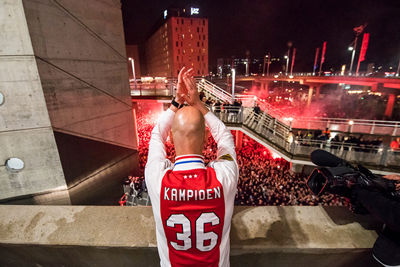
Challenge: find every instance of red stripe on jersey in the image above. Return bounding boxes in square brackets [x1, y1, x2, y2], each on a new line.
[160, 167, 225, 267]
[175, 155, 204, 161]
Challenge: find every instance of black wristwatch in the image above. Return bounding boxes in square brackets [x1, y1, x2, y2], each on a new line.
[171, 98, 184, 109]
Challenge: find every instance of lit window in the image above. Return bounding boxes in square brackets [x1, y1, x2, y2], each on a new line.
[191, 48, 193, 53]
[191, 34, 193, 39]
[182, 34, 184, 39]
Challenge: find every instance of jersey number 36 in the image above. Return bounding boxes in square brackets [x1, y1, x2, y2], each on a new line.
[166, 212, 220, 251]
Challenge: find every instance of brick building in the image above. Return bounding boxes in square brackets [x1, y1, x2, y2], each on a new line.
[145, 8, 208, 77]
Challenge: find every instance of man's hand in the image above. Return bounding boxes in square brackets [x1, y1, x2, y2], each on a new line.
[182, 72, 209, 115]
[176, 67, 193, 105]
[383, 174, 400, 181]
[384, 174, 400, 190]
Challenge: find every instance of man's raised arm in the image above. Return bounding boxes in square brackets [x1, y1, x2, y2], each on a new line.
[182, 74, 236, 161]
[146, 67, 191, 170]
[146, 108, 175, 168]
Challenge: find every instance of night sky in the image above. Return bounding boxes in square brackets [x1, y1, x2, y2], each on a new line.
[121, 0, 400, 72]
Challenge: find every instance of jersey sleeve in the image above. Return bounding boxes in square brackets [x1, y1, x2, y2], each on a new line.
[204, 111, 239, 192]
[145, 108, 175, 192]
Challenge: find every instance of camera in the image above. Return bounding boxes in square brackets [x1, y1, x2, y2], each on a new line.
[306, 149, 400, 200]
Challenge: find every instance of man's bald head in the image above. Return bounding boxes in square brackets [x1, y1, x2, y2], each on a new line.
[172, 106, 206, 156]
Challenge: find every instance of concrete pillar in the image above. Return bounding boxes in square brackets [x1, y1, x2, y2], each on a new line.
[315, 85, 321, 99]
[307, 87, 314, 107]
[235, 130, 243, 149]
[264, 82, 269, 97]
[385, 94, 396, 118]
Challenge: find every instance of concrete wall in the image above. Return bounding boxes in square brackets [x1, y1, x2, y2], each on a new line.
[0, 205, 381, 266]
[0, 0, 69, 202]
[22, 0, 136, 150]
[0, 0, 137, 203]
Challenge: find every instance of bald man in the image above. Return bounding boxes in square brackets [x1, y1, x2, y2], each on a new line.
[145, 68, 238, 267]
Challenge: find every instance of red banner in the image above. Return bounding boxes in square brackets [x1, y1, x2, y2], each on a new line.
[290, 48, 296, 74]
[359, 33, 369, 62]
[321, 41, 327, 64]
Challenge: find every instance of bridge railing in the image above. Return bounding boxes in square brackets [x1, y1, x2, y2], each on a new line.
[289, 117, 400, 136]
[214, 106, 400, 170]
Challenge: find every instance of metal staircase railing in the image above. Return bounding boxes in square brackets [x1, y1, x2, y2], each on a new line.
[214, 106, 400, 171]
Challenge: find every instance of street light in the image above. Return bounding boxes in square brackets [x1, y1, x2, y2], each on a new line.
[231, 68, 236, 100]
[348, 46, 354, 51]
[284, 55, 289, 75]
[128, 57, 137, 90]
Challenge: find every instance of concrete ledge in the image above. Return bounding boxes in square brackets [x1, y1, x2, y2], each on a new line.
[0, 205, 381, 266]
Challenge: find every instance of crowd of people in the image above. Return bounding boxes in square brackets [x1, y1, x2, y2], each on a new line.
[129, 102, 349, 207]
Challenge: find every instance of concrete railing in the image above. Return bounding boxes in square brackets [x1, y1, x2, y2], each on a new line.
[0, 205, 381, 267]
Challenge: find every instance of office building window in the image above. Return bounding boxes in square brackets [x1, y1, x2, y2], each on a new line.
[176, 41, 178, 47]
[191, 19, 193, 25]
[203, 35, 205, 40]
[203, 19, 205, 25]
[177, 56, 179, 61]
[197, 42, 199, 47]
[197, 27, 199, 32]
[181, 19, 184, 24]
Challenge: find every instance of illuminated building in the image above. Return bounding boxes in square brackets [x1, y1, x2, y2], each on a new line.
[144, 7, 208, 77]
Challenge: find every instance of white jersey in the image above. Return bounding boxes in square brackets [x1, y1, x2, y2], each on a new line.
[145, 109, 239, 267]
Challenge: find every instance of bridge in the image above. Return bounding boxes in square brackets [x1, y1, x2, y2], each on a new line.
[236, 74, 400, 117]
[131, 79, 400, 174]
